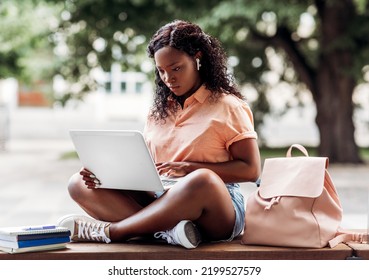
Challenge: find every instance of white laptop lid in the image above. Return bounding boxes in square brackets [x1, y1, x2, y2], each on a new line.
[69, 130, 164, 192]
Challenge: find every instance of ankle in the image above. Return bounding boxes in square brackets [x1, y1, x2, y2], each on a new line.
[107, 223, 122, 241]
[104, 224, 111, 240]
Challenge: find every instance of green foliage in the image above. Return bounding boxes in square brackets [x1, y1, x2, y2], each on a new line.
[3, 0, 369, 98]
[0, 0, 62, 83]
[10, 1, 364, 97]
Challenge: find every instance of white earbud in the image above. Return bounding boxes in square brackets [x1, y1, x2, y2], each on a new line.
[196, 58, 201, 71]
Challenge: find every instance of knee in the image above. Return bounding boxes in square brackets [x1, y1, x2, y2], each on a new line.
[67, 172, 85, 201]
[185, 168, 223, 192]
[192, 168, 221, 183]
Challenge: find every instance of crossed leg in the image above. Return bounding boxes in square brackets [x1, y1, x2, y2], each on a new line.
[67, 168, 236, 242]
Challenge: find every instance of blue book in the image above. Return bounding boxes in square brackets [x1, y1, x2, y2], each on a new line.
[0, 225, 71, 242]
[0, 236, 71, 249]
[0, 231, 71, 242]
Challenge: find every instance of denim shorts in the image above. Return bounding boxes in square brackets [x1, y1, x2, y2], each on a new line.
[217, 183, 245, 242]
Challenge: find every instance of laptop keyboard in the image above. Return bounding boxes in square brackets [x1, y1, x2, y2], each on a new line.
[161, 178, 178, 186]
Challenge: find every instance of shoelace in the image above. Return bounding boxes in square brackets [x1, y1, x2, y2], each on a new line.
[154, 229, 178, 245]
[77, 221, 111, 243]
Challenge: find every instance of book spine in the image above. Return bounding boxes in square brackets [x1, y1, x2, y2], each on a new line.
[0, 236, 70, 249]
[0, 243, 67, 254]
[0, 230, 70, 242]
[20, 232, 71, 241]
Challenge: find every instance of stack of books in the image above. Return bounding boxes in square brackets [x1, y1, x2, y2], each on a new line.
[0, 224, 71, 254]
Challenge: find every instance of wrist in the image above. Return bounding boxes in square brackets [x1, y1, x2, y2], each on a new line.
[183, 162, 194, 175]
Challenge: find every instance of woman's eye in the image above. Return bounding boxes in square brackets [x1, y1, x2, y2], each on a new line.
[173, 67, 180, 71]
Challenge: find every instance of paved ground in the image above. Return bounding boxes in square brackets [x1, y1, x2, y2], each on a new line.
[0, 107, 368, 230]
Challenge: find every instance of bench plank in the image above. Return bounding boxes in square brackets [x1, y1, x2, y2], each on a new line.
[0, 240, 353, 260]
[346, 242, 369, 259]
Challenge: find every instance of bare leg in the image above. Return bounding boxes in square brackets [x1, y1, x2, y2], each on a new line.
[67, 168, 237, 242]
[108, 168, 236, 241]
[67, 173, 156, 222]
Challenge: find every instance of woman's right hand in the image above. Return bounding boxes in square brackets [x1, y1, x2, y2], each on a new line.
[79, 167, 101, 189]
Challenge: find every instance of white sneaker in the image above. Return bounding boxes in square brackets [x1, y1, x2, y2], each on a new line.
[57, 214, 111, 243]
[154, 220, 201, 249]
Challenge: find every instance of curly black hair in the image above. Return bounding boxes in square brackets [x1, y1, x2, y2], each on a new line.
[147, 19, 243, 121]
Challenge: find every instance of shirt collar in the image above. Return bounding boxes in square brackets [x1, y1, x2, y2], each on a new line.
[185, 85, 210, 105]
[167, 85, 210, 108]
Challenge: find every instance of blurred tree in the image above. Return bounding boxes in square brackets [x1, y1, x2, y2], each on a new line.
[202, 0, 369, 163]
[0, 0, 62, 84]
[47, 0, 369, 163]
[46, 0, 218, 103]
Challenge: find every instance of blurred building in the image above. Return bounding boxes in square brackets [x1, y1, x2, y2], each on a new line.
[0, 78, 18, 149]
[53, 63, 153, 123]
[92, 63, 153, 122]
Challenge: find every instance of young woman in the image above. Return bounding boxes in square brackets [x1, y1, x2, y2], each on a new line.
[58, 20, 261, 249]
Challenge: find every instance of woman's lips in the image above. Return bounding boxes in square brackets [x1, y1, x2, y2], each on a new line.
[168, 85, 179, 91]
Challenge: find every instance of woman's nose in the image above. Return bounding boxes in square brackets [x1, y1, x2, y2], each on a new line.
[164, 72, 174, 83]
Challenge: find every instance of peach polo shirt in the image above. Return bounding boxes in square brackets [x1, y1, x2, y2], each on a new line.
[143, 85, 257, 163]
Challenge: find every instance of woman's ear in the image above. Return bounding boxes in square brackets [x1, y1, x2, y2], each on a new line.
[194, 51, 202, 60]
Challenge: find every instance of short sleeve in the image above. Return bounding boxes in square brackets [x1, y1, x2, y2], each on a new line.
[223, 101, 258, 150]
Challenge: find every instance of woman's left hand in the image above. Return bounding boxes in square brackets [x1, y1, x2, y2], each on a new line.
[79, 167, 101, 189]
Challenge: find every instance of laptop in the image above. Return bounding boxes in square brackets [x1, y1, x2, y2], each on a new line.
[69, 130, 179, 192]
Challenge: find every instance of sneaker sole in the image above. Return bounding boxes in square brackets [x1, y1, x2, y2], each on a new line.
[177, 220, 201, 249]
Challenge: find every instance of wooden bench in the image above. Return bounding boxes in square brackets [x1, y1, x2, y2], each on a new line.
[346, 242, 369, 259]
[0, 237, 359, 260]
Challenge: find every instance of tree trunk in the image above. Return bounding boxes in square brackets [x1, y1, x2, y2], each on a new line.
[314, 62, 362, 163]
[313, 0, 362, 163]
[270, 1, 362, 163]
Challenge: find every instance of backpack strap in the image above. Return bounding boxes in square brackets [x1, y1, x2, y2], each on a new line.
[286, 144, 309, 157]
[329, 228, 368, 248]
